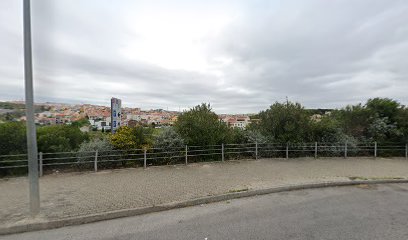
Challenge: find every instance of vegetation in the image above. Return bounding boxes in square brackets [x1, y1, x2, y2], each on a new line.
[109, 126, 153, 150]
[249, 101, 312, 143]
[153, 127, 184, 149]
[77, 137, 114, 167]
[1, 97, 408, 157]
[0, 122, 27, 155]
[153, 127, 185, 164]
[174, 103, 232, 146]
[37, 125, 89, 153]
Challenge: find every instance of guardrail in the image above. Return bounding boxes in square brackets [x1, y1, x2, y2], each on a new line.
[1, 141, 407, 177]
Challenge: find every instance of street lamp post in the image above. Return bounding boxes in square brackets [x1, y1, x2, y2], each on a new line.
[23, 0, 40, 216]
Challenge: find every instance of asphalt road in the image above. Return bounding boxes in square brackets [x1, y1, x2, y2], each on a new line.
[2, 183, 408, 240]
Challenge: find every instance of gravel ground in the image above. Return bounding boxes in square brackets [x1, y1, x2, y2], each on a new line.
[1, 157, 408, 227]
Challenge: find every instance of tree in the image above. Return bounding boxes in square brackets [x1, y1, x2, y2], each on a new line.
[366, 98, 401, 122]
[174, 103, 231, 146]
[0, 122, 27, 155]
[331, 104, 371, 141]
[395, 107, 408, 142]
[37, 125, 89, 153]
[367, 117, 400, 142]
[252, 101, 312, 143]
[71, 118, 90, 128]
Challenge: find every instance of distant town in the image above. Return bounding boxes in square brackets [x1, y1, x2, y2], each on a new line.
[0, 100, 253, 131]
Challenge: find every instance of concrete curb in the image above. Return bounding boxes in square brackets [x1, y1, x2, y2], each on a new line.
[1, 179, 408, 235]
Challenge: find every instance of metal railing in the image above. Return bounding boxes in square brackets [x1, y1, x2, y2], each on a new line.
[1, 141, 407, 177]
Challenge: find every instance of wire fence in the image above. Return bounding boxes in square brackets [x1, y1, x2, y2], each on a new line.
[1, 141, 407, 177]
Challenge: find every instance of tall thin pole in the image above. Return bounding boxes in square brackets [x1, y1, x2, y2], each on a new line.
[143, 148, 147, 169]
[344, 141, 348, 159]
[255, 141, 258, 160]
[185, 145, 188, 165]
[39, 152, 43, 177]
[94, 150, 98, 172]
[374, 141, 377, 159]
[23, 0, 40, 216]
[221, 143, 225, 162]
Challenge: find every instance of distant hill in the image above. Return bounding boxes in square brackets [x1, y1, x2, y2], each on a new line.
[0, 102, 25, 110]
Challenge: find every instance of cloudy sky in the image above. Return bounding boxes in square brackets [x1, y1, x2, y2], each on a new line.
[1, 0, 408, 113]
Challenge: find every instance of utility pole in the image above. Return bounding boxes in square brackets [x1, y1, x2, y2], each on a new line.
[23, 0, 40, 216]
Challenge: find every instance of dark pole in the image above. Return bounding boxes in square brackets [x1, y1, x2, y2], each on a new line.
[23, 0, 40, 216]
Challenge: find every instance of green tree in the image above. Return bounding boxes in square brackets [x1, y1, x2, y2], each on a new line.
[0, 122, 27, 155]
[71, 118, 90, 128]
[395, 107, 408, 142]
[331, 104, 371, 141]
[252, 101, 312, 143]
[174, 103, 231, 145]
[366, 98, 401, 122]
[37, 125, 89, 153]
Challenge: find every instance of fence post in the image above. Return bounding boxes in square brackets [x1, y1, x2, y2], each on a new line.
[94, 150, 98, 172]
[374, 141, 377, 159]
[314, 142, 317, 159]
[185, 145, 188, 165]
[405, 143, 407, 160]
[39, 152, 43, 177]
[222, 143, 225, 162]
[255, 141, 258, 160]
[286, 143, 289, 159]
[344, 141, 348, 159]
[144, 148, 147, 169]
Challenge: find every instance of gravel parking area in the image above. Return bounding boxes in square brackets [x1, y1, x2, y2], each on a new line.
[1, 157, 408, 226]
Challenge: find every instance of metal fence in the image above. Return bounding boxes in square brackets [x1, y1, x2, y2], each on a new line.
[1, 141, 407, 177]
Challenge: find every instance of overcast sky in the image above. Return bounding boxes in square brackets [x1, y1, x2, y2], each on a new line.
[1, 0, 408, 113]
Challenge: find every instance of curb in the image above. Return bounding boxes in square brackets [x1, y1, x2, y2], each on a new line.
[1, 179, 408, 235]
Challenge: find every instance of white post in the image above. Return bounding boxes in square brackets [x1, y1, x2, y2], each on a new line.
[94, 150, 98, 172]
[314, 142, 318, 159]
[144, 148, 147, 169]
[255, 142, 258, 160]
[286, 143, 289, 159]
[374, 141, 377, 159]
[222, 144, 225, 162]
[185, 145, 188, 165]
[344, 141, 348, 159]
[23, 0, 39, 216]
[39, 152, 43, 177]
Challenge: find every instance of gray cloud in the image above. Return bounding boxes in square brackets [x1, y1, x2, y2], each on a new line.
[1, 0, 408, 113]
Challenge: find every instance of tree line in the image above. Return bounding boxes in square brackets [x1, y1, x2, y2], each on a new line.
[1, 97, 407, 157]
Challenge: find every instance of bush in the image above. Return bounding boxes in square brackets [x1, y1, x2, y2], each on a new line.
[174, 103, 231, 146]
[77, 137, 114, 169]
[37, 125, 89, 153]
[109, 126, 153, 150]
[252, 101, 312, 143]
[0, 122, 26, 155]
[153, 127, 185, 164]
[154, 127, 184, 149]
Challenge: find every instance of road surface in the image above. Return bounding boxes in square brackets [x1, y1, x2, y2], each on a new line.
[2, 183, 408, 240]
